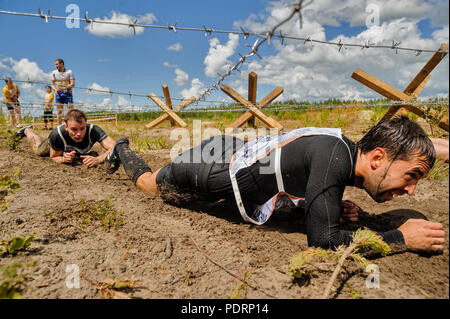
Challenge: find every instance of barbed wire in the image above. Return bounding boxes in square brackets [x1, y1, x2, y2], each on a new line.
[0, 6, 446, 55]
[2, 1, 448, 108]
[195, 0, 311, 102]
[0, 76, 229, 103]
[2, 99, 448, 114]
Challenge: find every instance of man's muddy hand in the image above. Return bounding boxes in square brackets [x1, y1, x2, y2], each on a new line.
[80, 155, 100, 168]
[398, 219, 445, 252]
[63, 151, 76, 163]
[340, 200, 360, 223]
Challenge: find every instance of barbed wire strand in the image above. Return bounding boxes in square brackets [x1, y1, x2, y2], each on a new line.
[1, 1, 448, 110]
[0, 77, 228, 103]
[195, 0, 311, 102]
[0, 8, 446, 55]
[2, 100, 448, 114]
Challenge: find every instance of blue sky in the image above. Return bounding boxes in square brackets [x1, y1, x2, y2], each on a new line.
[0, 0, 448, 116]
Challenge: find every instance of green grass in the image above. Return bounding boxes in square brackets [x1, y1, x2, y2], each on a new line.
[70, 198, 126, 231]
[426, 160, 449, 181]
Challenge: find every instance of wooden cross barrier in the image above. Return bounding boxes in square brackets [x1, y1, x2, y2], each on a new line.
[221, 72, 284, 130]
[146, 84, 195, 129]
[351, 43, 449, 132]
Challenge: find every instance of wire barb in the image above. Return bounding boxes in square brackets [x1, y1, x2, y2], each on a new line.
[203, 25, 213, 37]
[168, 21, 178, 32]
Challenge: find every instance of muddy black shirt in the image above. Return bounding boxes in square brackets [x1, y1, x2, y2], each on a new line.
[208, 135, 405, 248]
[158, 134, 405, 249]
[48, 123, 107, 154]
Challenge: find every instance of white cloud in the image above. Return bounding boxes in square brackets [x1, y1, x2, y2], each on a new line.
[84, 11, 157, 38]
[174, 68, 189, 86]
[432, 25, 449, 43]
[230, 0, 449, 102]
[181, 78, 205, 99]
[99, 98, 111, 107]
[168, 43, 183, 52]
[117, 96, 130, 107]
[0, 57, 51, 101]
[204, 34, 240, 77]
[11, 58, 50, 82]
[163, 61, 178, 68]
[86, 83, 111, 94]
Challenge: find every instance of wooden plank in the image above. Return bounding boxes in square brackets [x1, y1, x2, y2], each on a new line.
[379, 105, 402, 122]
[408, 74, 430, 98]
[221, 84, 253, 107]
[146, 96, 195, 129]
[248, 72, 257, 103]
[221, 84, 283, 129]
[352, 68, 411, 101]
[229, 112, 254, 129]
[148, 93, 187, 128]
[258, 87, 284, 106]
[146, 114, 170, 129]
[162, 84, 175, 126]
[248, 106, 283, 130]
[230, 86, 284, 129]
[404, 43, 448, 94]
[438, 114, 449, 132]
[380, 103, 449, 132]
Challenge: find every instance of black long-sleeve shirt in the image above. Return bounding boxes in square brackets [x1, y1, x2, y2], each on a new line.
[159, 134, 405, 248]
[206, 134, 405, 248]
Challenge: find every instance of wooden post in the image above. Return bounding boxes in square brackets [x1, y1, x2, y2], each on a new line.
[162, 84, 176, 126]
[351, 43, 449, 132]
[247, 72, 257, 127]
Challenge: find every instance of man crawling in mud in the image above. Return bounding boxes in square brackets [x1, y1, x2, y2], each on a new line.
[16, 109, 116, 167]
[105, 116, 446, 253]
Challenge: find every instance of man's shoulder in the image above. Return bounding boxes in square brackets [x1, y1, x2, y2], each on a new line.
[305, 134, 354, 159]
[48, 125, 64, 138]
[47, 125, 65, 149]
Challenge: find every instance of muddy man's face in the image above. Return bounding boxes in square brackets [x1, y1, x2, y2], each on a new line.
[65, 119, 87, 143]
[364, 154, 431, 203]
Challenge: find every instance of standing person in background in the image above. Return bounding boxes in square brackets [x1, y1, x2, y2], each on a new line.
[51, 59, 75, 125]
[2, 77, 22, 127]
[43, 85, 54, 130]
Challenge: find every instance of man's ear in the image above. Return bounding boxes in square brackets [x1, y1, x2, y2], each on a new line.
[64, 123, 68, 130]
[369, 147, 386, 169]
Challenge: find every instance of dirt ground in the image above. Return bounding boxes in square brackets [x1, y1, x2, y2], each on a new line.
[0, 120, 448, 299]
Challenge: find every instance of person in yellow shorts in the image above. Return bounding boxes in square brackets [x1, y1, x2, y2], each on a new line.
[43, 85, 54, 130]
[2, 77, 22, 127]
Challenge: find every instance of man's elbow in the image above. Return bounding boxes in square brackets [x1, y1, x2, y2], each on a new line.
[307, 231, 343, 250]
[307, 233, 332, 249]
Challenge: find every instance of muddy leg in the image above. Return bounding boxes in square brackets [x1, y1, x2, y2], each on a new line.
[24, 129, 43, 154]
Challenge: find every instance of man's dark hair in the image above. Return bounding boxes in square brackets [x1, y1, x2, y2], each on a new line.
[65, 109, 87, 124]
[55, 58, 64, 65]
[45, 85, 51, 90]
[357, 116, 435, 167]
